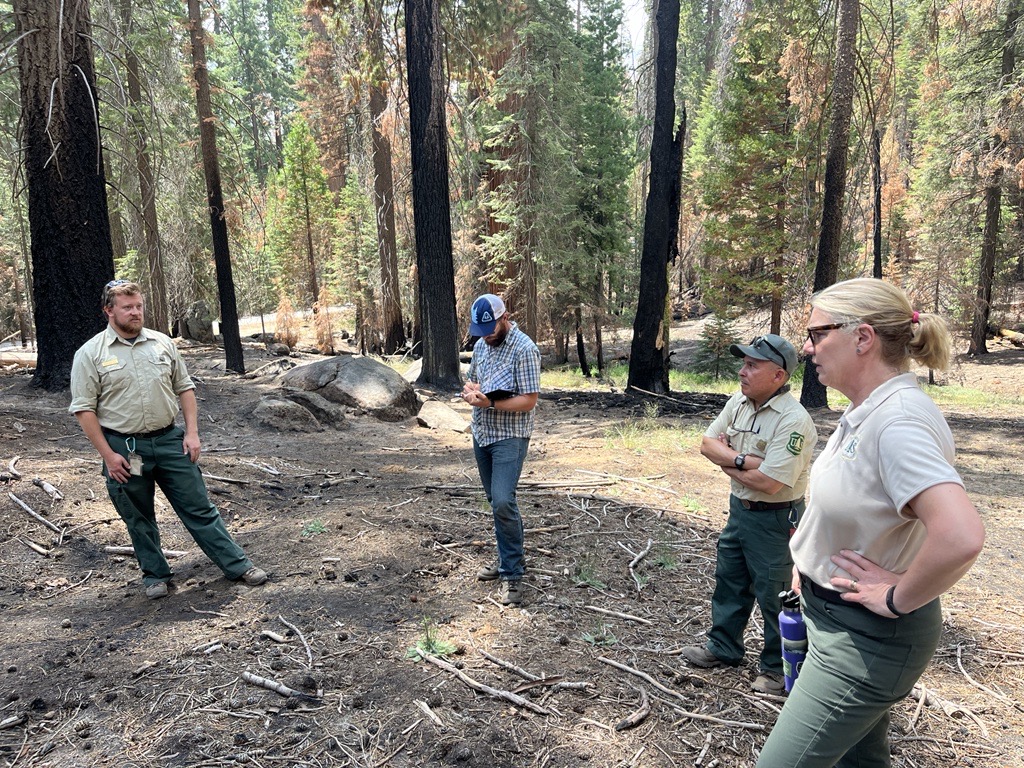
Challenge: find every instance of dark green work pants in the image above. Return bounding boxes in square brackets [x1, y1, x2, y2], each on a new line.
[104, 427, 252, 586]
[755, 582, 942, 767]
[705, 494, 802, 675]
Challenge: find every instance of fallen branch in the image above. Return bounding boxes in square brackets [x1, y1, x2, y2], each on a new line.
[279, 615, 313, 668]
[479, 650, 540, 681]
[585, 605, 654, 625]
[32, 477, 64, 501]
[956, 644, 1022, 713]
[598, 656, 765, 731]
[0, 714, 25, 730]
[104, 545, 188, 558]
[415, 650, 550, 716]
[7, 456, 21, 480]
[8, 491, 62, 533]
[241, 670, 320, 702]
[576, 469, 679, 496]
[620, 539, 653, 594]
[614, 686, 650, 731]
[414, 699, 445, 727]
[260, 630, 288, 643]
[40, 570, 93, 600]
[201, 472, 250, 485]
[19, 537, 50, 557]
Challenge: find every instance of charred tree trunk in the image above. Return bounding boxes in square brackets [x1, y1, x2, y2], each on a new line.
[575, 308, 591, 377]
[366, 0, 406, 354]
[970, 159, 1002, 356]
[801, 0, 860, 410]
[14, 0, 115, 390]
[406, 0, 460, 388]
[188, 0, 244, 374]
[871, 128, 883, 279]
[628, 0, 682, 395]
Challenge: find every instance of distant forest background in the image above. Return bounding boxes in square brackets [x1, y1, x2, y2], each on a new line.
[2, 0, 1022, 376]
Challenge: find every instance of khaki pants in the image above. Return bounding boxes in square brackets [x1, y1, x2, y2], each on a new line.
[104, 427, 252, 585]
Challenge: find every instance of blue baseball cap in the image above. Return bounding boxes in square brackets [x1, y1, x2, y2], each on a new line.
[469, 294, 506, 336]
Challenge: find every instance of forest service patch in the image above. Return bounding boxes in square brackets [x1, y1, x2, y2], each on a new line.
[786, 432, 805, 456]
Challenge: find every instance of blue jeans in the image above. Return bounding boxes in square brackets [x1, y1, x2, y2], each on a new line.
[473, 437, 530, 580]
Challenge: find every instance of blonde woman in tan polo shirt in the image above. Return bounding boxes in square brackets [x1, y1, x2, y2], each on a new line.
[756, 278, 984, 768]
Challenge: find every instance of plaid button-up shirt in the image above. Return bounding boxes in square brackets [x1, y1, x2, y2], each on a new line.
[467, 323, 541, 446]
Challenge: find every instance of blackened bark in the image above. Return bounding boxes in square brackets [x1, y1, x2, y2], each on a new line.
[366, 0, 406, 354]
[406, 0, 460, 389]
[801, 0, 860, 410]
[188, 0, 244, 373]
[575, 308, 591, 377]
[871, 128, 883, 279]
[15, 0, 115, 390]
[628, 0, 683, 395]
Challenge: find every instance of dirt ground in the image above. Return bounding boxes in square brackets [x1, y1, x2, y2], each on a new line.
[1, 324, 1022, 768]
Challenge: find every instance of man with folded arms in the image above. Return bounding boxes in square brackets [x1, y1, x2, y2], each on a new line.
[461, 294, 540, 606]
[681, 334, 816, 694]
[70, 280, 266, 599]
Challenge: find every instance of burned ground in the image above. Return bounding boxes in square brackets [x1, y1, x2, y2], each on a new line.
[0, 342, 1022, 768]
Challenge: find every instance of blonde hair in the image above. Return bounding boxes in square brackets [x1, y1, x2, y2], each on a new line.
[102, 280, 143, 308]
[811, 278, 952, 371]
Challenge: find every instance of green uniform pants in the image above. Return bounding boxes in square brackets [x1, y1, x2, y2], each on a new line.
[705, 495, 802, 675]
[103, 427, 252, 586]
[755, 583, 942, 767]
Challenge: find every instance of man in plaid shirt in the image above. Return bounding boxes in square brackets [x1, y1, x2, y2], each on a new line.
[461, 294, 541, 605]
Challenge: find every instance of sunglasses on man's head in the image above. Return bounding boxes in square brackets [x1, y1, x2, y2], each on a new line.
[750, 335, 787, 371]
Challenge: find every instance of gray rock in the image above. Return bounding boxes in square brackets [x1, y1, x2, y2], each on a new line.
[269, 343, 291, 356]
[253, 397, 324, 432]
[279, 356, 419, 422]
[279, 388, 346, 428]
[181, 301, 215, 343]
[416, 400, 471, 433]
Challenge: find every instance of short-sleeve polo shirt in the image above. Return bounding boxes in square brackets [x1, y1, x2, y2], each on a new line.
[70, 326, 194, 434]
[791, 373, 963, 588]
[705, 388, 817, 503]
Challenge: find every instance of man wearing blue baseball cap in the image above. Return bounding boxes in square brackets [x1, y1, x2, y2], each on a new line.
[681, 333, 817, 694]
[461, 294, 541, 605]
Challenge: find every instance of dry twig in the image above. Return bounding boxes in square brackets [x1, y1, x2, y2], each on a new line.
[8, 491, 62, 533]
[415, 650, 551, 715]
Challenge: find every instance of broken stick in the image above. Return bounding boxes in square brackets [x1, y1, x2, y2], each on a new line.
[104, 545, 188, 558]
[8, 491, 62, 533]
[415, 650, 550, 716]
[614, 686, 650, 731]
[241, 670, 320, 702]
[32, 477, 64, 501]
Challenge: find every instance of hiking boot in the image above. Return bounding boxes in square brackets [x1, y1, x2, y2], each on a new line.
[240, 567, 267, 586]
[477, 563, 500, 581]
[680, 645, 727, 669]
[500, 580, 524, 605]
[145, 581, 169, 600]
[752, 671, 786, 695]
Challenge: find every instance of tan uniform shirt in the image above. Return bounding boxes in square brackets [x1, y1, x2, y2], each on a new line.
[69, 326, 194, 434]
[705, 388, 817, 503]
[791, 373, 963, 589]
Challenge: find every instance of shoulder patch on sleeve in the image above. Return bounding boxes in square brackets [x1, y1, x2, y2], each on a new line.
[786, 432, 805, 456]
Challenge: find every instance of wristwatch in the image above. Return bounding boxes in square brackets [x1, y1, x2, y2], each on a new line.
[734, 453, 747, 470]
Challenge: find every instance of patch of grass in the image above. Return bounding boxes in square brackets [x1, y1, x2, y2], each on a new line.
[651, 547, 679, 571]
[581, 623, 618, 647]
[605, 411, 703, 455]
[406, 617, 458, 660]
[679, 494, 709, 516]
[301, 518, 327, 537]
[574, 555, 607, 590]
[921, 383, 1023, 411]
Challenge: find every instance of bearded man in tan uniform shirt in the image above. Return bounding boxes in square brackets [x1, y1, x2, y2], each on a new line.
[70, 281, 266, 599]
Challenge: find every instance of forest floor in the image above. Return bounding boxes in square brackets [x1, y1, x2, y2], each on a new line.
[1, 319, 1023, 768]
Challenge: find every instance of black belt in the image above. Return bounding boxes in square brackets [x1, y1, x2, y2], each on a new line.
[801, 574, 860, 608]
[739, 498, 800, 511]
[102, 424, 175, 440]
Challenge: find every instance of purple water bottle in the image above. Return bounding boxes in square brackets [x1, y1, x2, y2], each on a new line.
[779, 589, 807, 692]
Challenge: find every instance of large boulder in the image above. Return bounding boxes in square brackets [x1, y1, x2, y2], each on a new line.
[279, 356, 419, 421]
